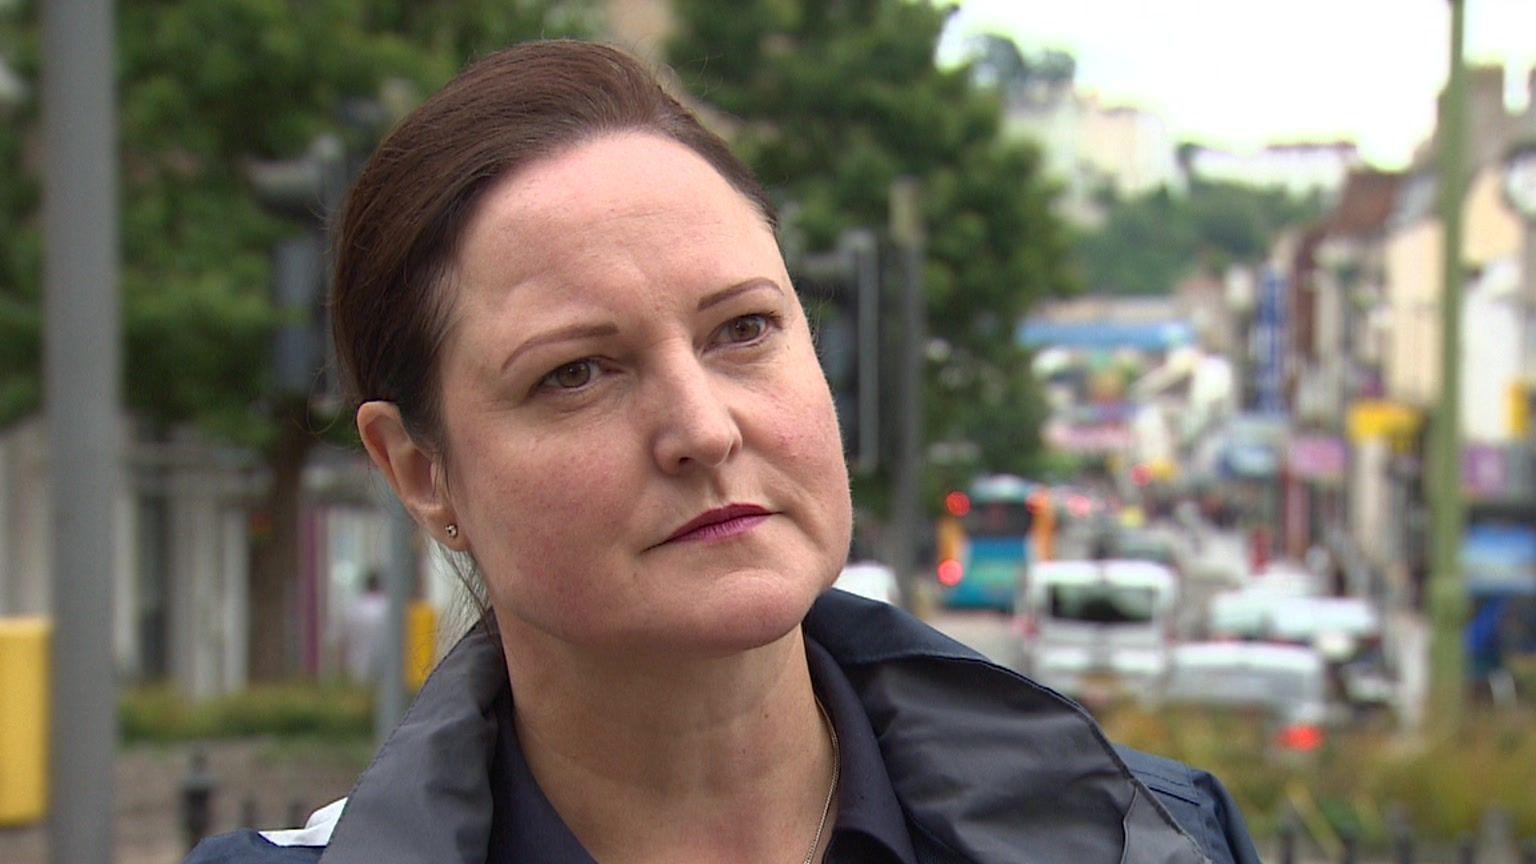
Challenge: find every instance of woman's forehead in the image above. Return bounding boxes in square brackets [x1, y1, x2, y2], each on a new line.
[469, 133, 762, 246]
[452, 132, 781, 309]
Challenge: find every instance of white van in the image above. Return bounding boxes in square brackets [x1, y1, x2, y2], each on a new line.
[1016, 560, 1178, 705]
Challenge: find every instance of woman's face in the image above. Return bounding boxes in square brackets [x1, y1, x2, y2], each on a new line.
[435, 132, 852, 659]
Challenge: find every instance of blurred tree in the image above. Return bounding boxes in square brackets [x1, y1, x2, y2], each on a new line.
[965, 33, 1075, 101]
[0, 0, 594, 679]
[0, 27, 38, 427]
[668, 0, 1074, 508]
[1076, 178, 1324, 296]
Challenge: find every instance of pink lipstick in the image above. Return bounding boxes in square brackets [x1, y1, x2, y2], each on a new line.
[663, 504, 772, 544]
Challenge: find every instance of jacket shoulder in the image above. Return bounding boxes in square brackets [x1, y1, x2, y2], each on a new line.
[1115, 746, 1263, 864]
[183, 830, 324, 864]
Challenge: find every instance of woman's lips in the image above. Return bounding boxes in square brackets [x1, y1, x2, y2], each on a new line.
[663, 504, 773, 544]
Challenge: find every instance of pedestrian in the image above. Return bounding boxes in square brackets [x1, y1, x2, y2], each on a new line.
[1467, 595, 1509, 703]
[187, 40, 1259, 864]
[341, 570, 387, 683]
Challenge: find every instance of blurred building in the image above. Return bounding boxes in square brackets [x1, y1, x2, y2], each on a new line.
[997, 65, 1181, 225]
[1021, 297, 1209, 489]
[1242, 64, 1536, 700]
[0, 412, 437, 698]
[0, 417, 256, 699]
[1185, 141, 1360, 199]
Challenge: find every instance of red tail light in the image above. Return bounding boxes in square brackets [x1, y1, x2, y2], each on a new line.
[937, 559, 964, 587]
[1276, 723, 1325, 752]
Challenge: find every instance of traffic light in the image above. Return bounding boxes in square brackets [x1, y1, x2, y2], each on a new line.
[791, 228, 882, 473]
[248, 134, 351, 405]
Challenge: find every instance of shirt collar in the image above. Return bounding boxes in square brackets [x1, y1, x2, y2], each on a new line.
[487, 686, 598, 863]
[805, 634, 919, 864]
[487, 635, 917, 864]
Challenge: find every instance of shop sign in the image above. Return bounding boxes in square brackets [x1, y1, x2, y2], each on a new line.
[1043, 419, 1133, 454]
[1288, 435, 1347, 482]
[1462, 445, 1507, 498]
[1347, 401, 1420, 445]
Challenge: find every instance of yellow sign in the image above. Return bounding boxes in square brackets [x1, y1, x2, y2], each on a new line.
[406, 602, 438, 692]
[1509, 382, 1531, 438]
[1347, 401, 1420, 445]
[0, 618, 51, 825]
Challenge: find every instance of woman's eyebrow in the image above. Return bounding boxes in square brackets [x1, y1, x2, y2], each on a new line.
[501, 322, 619, 374]
[696, 277, 783, 311]
[499, 279, 782, 373]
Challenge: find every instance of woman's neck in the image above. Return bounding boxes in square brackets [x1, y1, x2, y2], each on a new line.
[498, 622, 838, 864]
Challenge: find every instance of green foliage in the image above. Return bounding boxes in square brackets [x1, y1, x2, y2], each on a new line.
[1076, 179, 1325, 296]
[0, 0, 594, 439]
[0, 10, 38, 427]
[669, 1, 1074, 497]
[1106, 705, 1536, 845]
[121, 682, 373, 741]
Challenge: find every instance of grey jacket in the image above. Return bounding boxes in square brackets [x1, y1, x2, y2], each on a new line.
[187, 590, 1261, 863]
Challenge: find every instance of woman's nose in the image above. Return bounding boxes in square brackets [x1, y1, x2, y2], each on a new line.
[649, 357, 742, 473]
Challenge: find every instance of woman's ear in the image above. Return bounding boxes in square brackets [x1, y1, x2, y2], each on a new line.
[356, 401, 464, 549]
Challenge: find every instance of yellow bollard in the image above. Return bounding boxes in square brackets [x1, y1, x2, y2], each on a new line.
[405, 602, 438, 692]
[0, 617, 51, 826]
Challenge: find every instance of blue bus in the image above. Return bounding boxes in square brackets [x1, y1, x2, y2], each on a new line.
[936, 475, 1038, 612]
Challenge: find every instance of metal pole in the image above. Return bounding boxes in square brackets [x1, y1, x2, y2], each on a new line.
[849, 229, 880, 476]
[1429, 0, 1468, 730]
[375, 497, 412, 742]
[42, 1, 120, 862]
[889, 178, 925, 609]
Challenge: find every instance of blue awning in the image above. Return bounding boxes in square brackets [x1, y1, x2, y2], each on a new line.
[1462, 524, 1536, 596]
[1017, 320, 1195, 352]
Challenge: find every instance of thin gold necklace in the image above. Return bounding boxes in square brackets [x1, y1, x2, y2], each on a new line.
[802, 696, 840, 864]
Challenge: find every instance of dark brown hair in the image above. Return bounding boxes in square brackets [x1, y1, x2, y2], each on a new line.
[330, 40, 777, 448]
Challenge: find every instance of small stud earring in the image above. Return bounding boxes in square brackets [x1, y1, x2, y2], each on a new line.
[445, 523, 459, 539]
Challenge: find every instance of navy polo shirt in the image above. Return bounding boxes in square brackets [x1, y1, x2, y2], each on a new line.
[486, 636, 917, 862]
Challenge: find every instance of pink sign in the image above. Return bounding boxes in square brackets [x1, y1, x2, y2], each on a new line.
[1288, 435, 1347, 482]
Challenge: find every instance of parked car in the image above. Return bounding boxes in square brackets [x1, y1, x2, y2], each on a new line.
[1099, 526, 1190, 575]
[1266, 596, 1380, 658]
[1266, 596, 1391, 709]
[1208, 589, 1391, 710]
[1207, 571, 1323, 640]
[834, 561, 902, 606]
[1163, 641, 1331, 752]
[1017, 559, 1178, 706]
[1246, 562, 1324, 595]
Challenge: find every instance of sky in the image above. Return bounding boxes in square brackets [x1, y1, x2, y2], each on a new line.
[940, 0, 1536, 169]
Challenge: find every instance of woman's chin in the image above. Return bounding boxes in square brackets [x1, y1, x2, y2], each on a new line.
[641, 577, 826, 658]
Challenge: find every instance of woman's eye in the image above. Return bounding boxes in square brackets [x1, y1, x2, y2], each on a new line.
[540, 359, 598, 391]
[718, 313, 772, 345]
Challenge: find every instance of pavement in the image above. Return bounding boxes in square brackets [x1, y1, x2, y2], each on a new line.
[0, 739, 365, 864]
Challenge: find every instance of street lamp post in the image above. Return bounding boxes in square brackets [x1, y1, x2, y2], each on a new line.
[888, 178, 926, 610]
[42, 2, 120, 862]
[1429, 0, 1468, 729]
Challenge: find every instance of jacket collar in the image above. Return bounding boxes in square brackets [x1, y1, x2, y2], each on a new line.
[805, 590, 1211, 864]
[321, 591, 1210, 864]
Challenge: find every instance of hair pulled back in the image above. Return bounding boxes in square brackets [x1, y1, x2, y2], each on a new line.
[330, 41, 777, 448]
